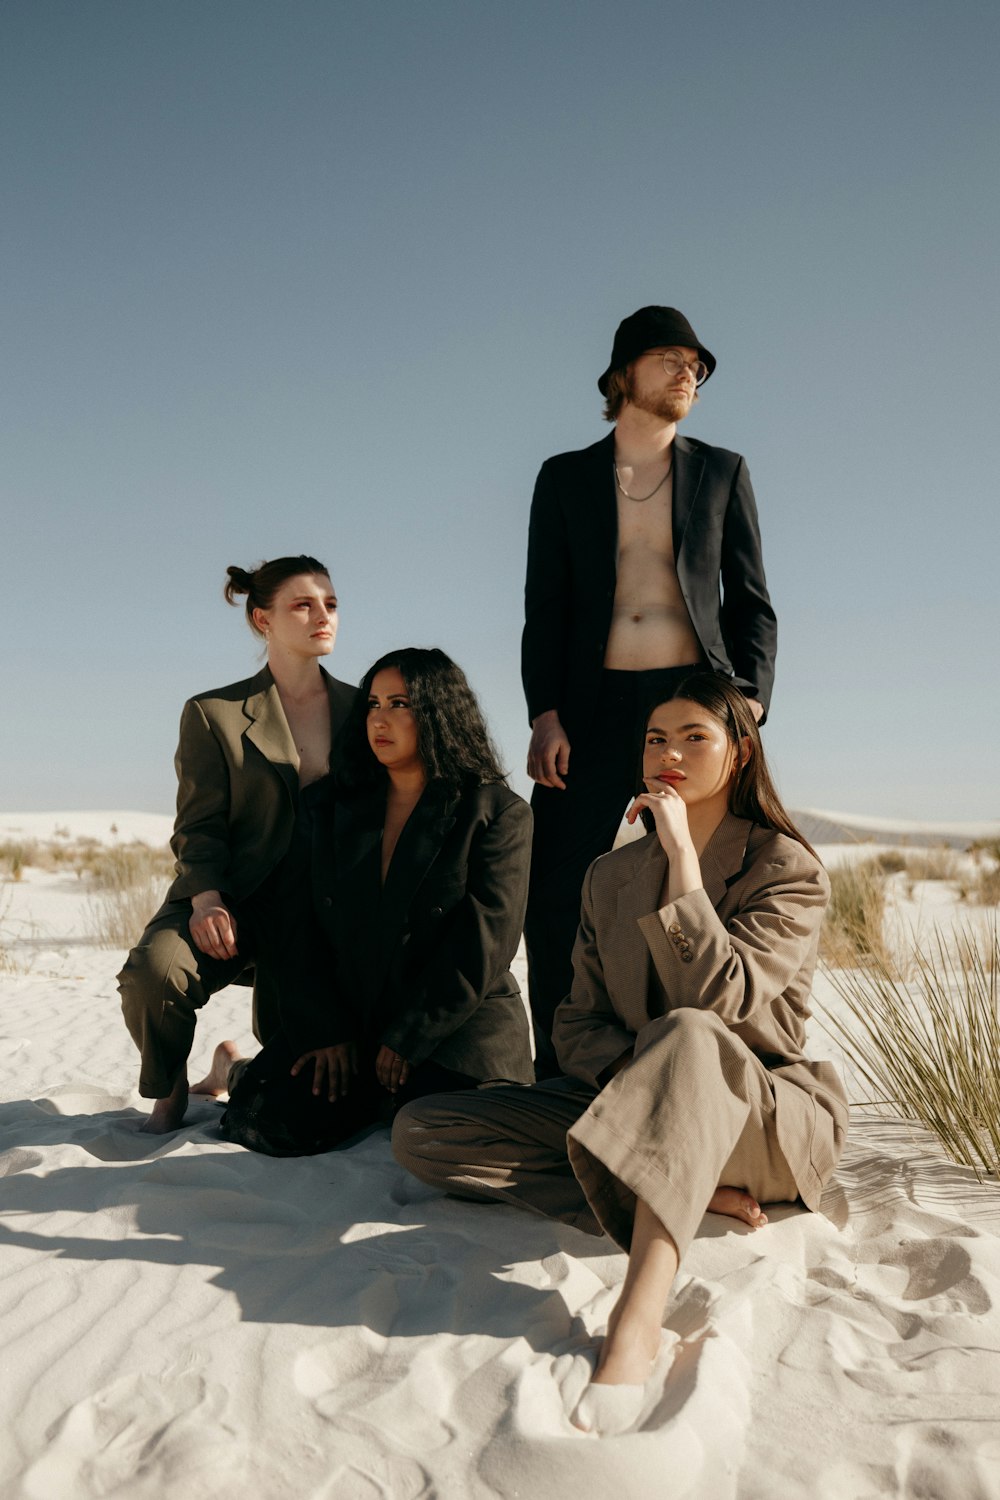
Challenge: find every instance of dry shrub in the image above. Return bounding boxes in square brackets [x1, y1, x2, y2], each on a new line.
[899, 845, 958, 883]
[959, 842, 1000, 907]
[821, 859, 892, 969]
[870, 850, 908, 876]
[84, 844, 173, 950]
[819, 919, 1000, 1180]
[0, 882, 15, 972]
[0, 840, 37, 881]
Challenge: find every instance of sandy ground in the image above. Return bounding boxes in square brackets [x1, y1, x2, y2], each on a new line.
[2, 821, 999, 1499]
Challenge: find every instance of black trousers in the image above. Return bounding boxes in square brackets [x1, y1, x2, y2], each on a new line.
[524, 665, 700, 1078]
[220, 1031, 479, 1156]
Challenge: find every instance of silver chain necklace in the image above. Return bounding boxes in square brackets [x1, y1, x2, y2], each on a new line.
[614, 459, 673, 502]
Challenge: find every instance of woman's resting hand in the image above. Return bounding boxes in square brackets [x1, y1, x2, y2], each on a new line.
[290, 1043, 358, 1102]
[189, 891, 239, 960]
[375, 1044, 410, 1095]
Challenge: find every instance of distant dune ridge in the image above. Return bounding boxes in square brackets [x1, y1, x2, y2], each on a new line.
[5, 807, 999, 854]
[792, 807, 1000, 850]
[2, 813, 1000, 1496]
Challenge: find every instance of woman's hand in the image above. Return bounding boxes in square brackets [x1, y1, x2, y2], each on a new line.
[290, 1043, 358, 1102]
[626, 785, 704, 901]
[189, 891, 239, 960]
[625, 784, 694, 858]
[375, 1044, 411, 1095]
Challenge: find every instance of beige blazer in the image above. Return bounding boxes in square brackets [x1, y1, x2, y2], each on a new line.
[166, 665, 357, 905]
[553, 814, 848, 1210]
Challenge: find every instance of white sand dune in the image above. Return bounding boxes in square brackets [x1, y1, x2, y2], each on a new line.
[2, 827, 1000, 1498]
[0, 811, 175, 848]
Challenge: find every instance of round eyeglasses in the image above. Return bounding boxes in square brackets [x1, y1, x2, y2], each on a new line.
[651, 350, 709, 387]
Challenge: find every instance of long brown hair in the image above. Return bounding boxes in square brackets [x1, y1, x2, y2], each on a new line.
[639, 672, 815, 855]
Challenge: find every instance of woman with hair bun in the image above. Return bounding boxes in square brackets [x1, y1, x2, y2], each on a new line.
[207, 646, 534, 1156]
[118, 555, 357, 1132]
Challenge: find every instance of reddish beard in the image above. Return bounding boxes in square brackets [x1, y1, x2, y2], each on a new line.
[624, 367, 695, 424]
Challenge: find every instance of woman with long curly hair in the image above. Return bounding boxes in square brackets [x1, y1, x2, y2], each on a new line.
[204, 647, 534, 1155]
[393, 671, 848, 1436]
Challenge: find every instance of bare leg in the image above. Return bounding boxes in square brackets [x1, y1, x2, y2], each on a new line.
[139, 1071, 188, 1134]
[595, 1197, 680, 1385]
[570, 1199, 679, 1435]
[708, 1185, 767, 1229]
[572, 1189, 769, 1433]
[190, 1040, 242, 1097]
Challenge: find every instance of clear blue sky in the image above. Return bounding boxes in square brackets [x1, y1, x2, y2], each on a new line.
[3, 0, 997, 820]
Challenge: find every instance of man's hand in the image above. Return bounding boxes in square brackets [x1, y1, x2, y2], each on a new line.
[375, 1044, 411, 1095]
[291, 1043, 358, 1102]
[527, 709, 571, 789]
[189, 891, 238, 960]
[746, 698, 764, 724]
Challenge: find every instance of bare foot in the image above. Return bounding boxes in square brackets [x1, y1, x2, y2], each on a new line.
[572, 1330, 678, 1435]
[139, 1074, 188, 1134]
[708, 1185, 768, 1229]
[190, 1040, 241, 1097]
[592, 1314, 662, 1387]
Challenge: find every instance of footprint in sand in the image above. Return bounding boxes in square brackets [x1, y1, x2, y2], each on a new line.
[20, 1364, 241, 1499]
[318, 1457, 432, 1500]
[296, 1337, 457, 1458]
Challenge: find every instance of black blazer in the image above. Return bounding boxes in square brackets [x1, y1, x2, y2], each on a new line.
[302, 779, 534, 1083]
[521, 431, 777, 730]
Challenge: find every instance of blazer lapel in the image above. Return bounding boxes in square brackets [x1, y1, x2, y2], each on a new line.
[331, 790, 384, 888]
[242, 668, 299, 805]
[699, 812, 754, 907]
[344, 786, 458, 996]
[588, 431, 619, 571]
[323, 668, 357, 745]
[375, 784, 460, 989]
[671, 434, 705, 561]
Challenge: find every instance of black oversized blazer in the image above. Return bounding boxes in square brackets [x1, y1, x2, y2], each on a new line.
[305, 779, 535, 1084]
[521, 431, 777, 731]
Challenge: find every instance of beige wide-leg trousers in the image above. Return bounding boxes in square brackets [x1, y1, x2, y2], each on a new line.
[393, 1008, 800, 1259]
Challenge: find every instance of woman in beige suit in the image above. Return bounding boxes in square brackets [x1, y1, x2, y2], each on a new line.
[118, 555, 357, 1133]
[393, 672, 847, 1436]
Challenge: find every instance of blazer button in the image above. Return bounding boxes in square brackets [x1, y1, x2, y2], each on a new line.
[668, 923, 682, 935]
[681, 952, 694, 963]
[323, 896, 333, 907]
[430, 906, 442, 917]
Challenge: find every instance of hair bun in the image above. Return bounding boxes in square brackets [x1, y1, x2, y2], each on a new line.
[224, 564, 257, 605]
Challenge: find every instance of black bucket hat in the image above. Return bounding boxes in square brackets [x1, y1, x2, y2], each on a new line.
[598, 306, 716, 394]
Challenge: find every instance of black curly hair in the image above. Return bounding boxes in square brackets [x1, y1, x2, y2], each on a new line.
[339, 647, 508, 793]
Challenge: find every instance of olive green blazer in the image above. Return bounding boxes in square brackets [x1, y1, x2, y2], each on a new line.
[166, 665, 357, 905]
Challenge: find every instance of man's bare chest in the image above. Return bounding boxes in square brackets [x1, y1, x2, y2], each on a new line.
[615, 490, 675, 564]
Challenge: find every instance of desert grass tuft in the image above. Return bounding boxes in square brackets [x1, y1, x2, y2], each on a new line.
[820, 858, 892, 969]
[958, 842, 1000, 908]
[900, 845, 959, 883]
[84, 844, 173, 950]
[0, 840, 38, 881]
[0, 882, 15, 972]
[819, 918, 1000, 1179]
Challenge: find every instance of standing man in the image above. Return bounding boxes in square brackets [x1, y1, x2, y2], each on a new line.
[522, 306, 777, 1075]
